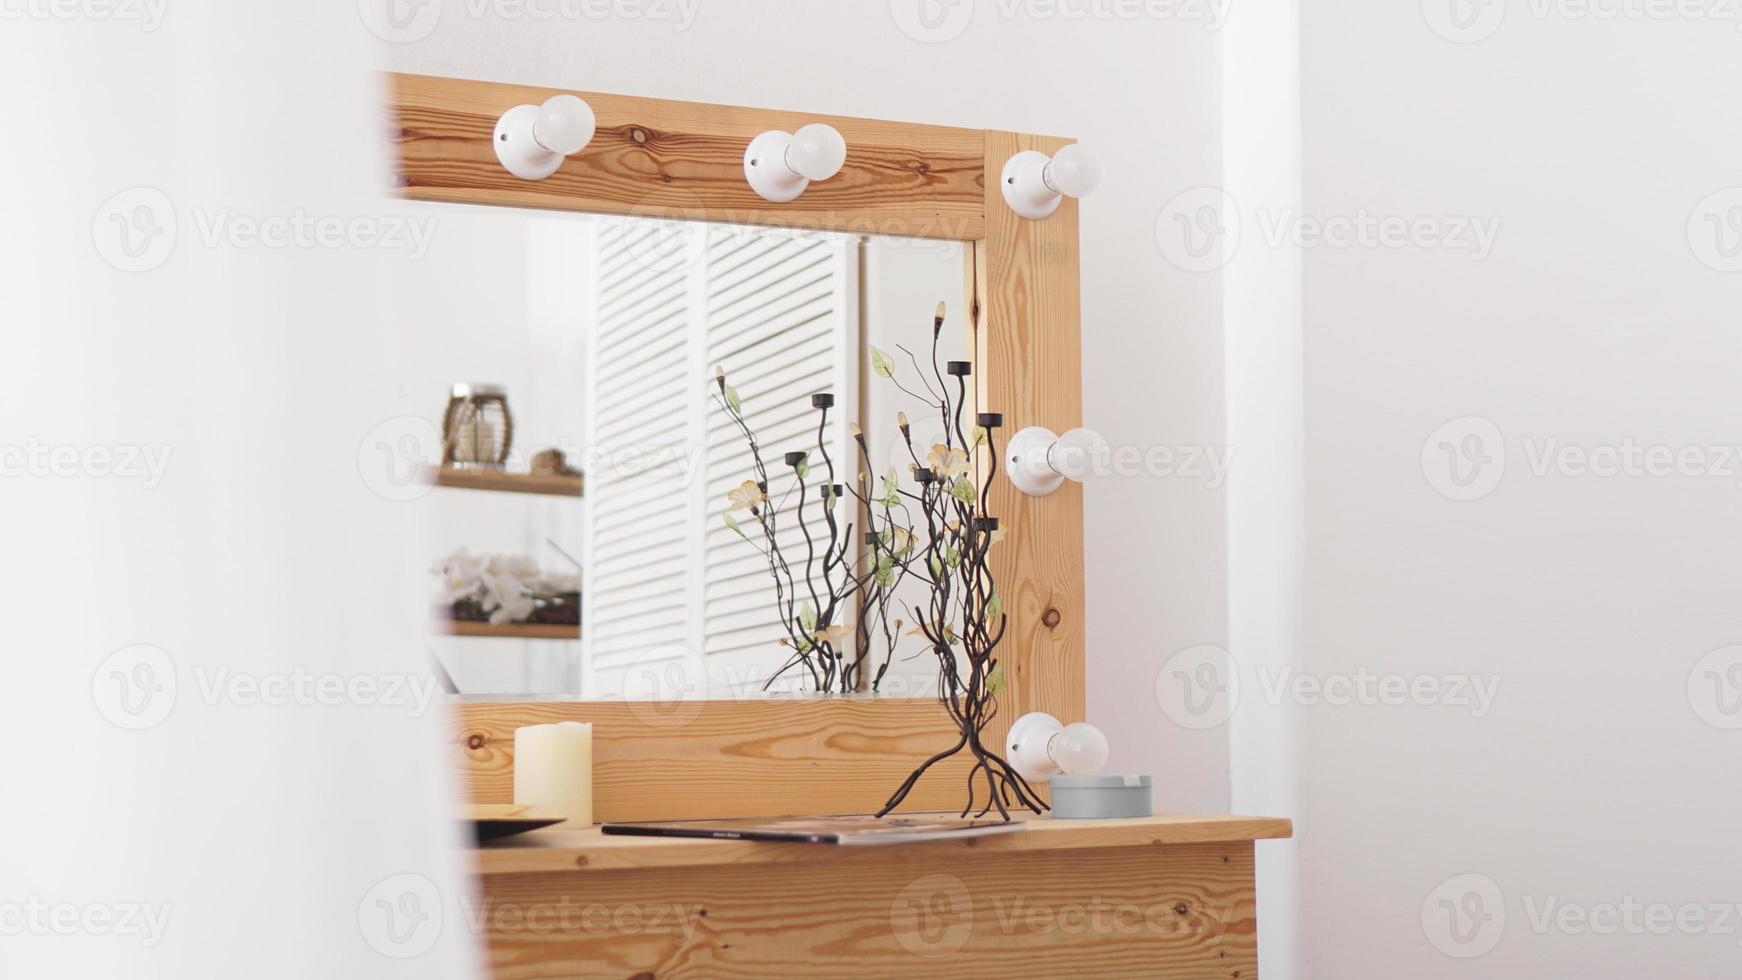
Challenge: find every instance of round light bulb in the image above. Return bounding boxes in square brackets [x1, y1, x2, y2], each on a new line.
[1049, 427, 1107, 483]
[534, 94, 596, 156]
[786, 123, 847, 181]
[1050, 722, 1109, 775]
[1045, 144, 1102, 199]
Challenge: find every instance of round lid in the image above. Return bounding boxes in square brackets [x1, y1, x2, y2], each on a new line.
[1051, 773, 1153, 790]
[451, 382, 507, 399]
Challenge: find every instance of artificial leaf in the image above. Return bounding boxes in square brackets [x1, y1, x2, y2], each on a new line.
[972, 426, 989, 446]
[986, 588, 1004, 622]
[725, 384, 742, 414]
[947, 477, 977, 505]
[724, 513, 746, 538]
[986, 666, 1006, 696]
[870, 347, 895, 378]
[799, 602, 817, 632]
[873, 553, 894, 588]
[795, 457, 810, 479]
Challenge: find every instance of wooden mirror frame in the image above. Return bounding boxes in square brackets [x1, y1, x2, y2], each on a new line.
[387, 73, 1083, 819]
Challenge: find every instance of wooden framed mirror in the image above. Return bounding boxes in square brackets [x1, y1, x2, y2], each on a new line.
[386, 73, 1084, 820]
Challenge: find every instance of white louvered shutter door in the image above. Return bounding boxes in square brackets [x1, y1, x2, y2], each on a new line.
[700, 229, 858, 692]
[584, 221, 858, 695]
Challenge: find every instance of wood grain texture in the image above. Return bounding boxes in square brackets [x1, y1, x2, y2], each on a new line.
[474, 841, 1259, 979]
[453, 699, 977, 822]
[476, 813, 1293, 876]
[387, 73, 985, 241]
[973, 133, 1087, 760]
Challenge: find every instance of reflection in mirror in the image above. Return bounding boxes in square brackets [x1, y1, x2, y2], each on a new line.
[402, 202, 969, 700]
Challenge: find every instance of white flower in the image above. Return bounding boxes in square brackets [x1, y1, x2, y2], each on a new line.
[431, 548, 485, 604]
[482, 569, 536, 625]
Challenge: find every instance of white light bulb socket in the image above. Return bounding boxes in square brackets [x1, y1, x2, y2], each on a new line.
[494, 94, 597, 181]
[1001, 145, 1101, 220]
[1006, 425, 1107, 497]
[1005, 712, 1110, 784]
[745, 124, 846, 203]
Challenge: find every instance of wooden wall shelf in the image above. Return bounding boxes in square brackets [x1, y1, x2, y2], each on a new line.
[426, 466, 583, 498]
[438, 621, 581, 641]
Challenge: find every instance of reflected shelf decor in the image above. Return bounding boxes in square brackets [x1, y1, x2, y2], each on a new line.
[712, 301, 1045, 819]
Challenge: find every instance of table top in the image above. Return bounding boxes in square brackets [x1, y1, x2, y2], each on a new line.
[473, 812, 1293, 876]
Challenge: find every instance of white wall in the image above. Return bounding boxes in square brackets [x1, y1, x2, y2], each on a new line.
[1287, 4, 1742, 976]
[377, 0, 1231, 805]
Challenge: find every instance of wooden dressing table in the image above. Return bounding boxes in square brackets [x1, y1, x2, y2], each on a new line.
[393, 73, 1292, 978]
[473, 814, 1292, 979]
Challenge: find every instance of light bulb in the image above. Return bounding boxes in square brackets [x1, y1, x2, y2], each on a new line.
[1050, 722, 1109, 775]
[1048, 427, 1107, 483]
[1045, 144, 1102, 199]
[786, 123, 847, 181]
[533, 94, 596, 156]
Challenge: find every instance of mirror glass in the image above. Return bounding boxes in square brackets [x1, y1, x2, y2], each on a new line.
[395, 201, 970, 700]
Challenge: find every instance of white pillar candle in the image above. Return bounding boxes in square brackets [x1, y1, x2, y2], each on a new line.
[512, 722, 594, 827]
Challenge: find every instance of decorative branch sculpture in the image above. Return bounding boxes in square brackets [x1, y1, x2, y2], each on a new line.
[713, 300, 1046, 818]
